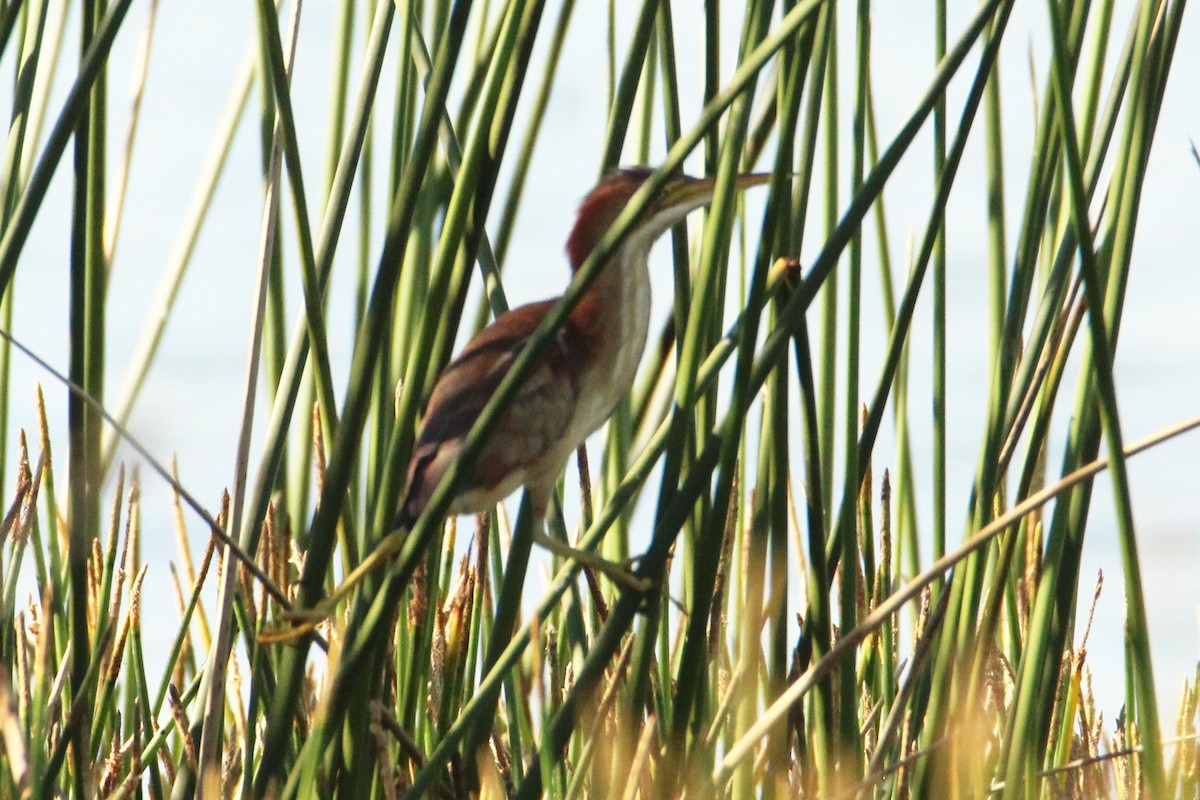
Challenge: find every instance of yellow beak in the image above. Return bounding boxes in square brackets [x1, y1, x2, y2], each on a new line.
[659, 172, 775, 212]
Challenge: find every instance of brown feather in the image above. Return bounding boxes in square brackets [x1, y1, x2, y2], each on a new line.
[399, 300, 581, 525]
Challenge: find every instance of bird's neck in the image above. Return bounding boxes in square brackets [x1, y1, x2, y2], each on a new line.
[568, 242, 653, 400]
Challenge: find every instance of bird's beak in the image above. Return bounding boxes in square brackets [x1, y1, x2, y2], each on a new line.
[659, 172, 774, 212]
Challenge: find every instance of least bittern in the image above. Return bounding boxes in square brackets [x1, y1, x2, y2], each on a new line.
[397, 167, 771, 585]
[264, 167, 772, 638]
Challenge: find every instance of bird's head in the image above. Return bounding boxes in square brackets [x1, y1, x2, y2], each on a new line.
[565, 167, 772, 272]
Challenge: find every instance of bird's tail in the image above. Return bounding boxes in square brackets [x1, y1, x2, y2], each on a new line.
[393, 478, 424, 532]
[393, 497, 417, 533]
[395, 451, 434, 532]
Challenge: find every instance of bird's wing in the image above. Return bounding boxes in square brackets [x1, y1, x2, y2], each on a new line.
[399, 300, 578, 525]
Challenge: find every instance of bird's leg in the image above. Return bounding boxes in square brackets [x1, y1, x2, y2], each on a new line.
[263, 484, 649, 643]
[531, 487, 650, 593]
[528, 529, 649, 592]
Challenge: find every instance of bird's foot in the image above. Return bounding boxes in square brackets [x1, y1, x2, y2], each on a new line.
[530, 531, 651, 592]
[258, 603, 334, 644]
[258, 528, 414, 644]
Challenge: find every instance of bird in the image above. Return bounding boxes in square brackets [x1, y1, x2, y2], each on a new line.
[397, 167, 771, 584]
